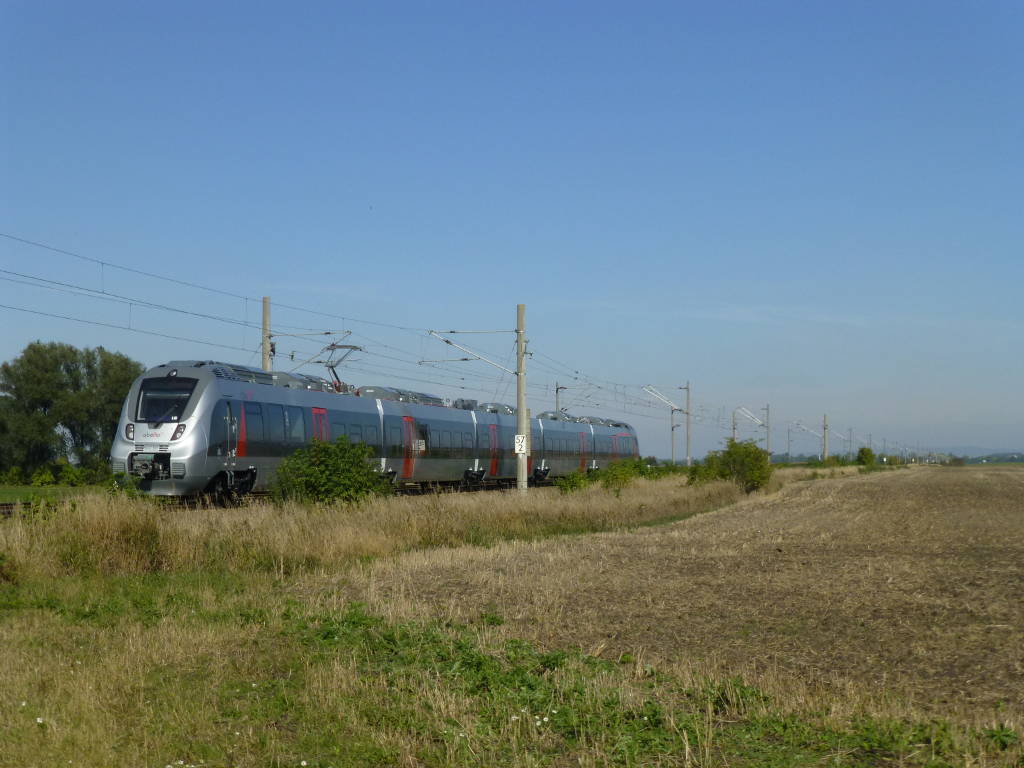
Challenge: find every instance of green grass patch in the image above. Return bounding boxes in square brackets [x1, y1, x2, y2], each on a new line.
[0, 571, 1018, 767]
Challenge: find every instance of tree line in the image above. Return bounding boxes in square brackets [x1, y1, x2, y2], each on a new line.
[0, 342, 143, 485]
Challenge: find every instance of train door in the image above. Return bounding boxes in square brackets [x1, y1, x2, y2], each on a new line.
[401, 416, 416, 479]
[527, 423, 535, 477]
[612, 435, 621, 460]
[207, 399, 238, 468]
[488, 423, 498, 477]
[578, 431, 589, 472]
[226, 403, 238, 462]
[311, 407, 329, 441]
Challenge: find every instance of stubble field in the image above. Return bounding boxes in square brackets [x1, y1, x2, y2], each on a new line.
[0, 465, 1021, 766]
[342, 466, 1024, 722]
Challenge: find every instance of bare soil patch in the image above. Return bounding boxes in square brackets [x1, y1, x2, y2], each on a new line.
[327, 466, 1024, 723]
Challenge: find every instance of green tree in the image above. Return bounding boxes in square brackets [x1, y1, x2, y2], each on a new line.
[856, 446, 876, 466]
[690, 439, 773, 493]
[0, 341, 143, 475]
[718, 439, 773, 492]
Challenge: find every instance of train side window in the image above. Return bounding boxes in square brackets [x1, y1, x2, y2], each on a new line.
[244, 403, 265, 451]
[286, 406, 306, 443]
[365, 425, 379, 445]
[463, 432, 474, 453]
[265, 404, 284, 445]
[208, 400, 228, 456]
[439, 430, 450, 457]
[388, 426, 402, 458]
[349, 424, 363, 443]
[330, 413, 347, 439]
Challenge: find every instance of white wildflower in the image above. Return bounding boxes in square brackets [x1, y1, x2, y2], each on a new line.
[543, 716, 549, 722]
[36, 717, 44, 724]
[301, 762, 308, 766]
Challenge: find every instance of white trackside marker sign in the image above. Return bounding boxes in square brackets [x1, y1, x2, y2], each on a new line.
[514, 434, 528, 455]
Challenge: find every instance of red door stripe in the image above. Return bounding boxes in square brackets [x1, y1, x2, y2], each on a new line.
[402, 416, 415, 479]
[312, 407, 328, 441]
[489, 424, 498, 476]
[236, 405, 247, 457]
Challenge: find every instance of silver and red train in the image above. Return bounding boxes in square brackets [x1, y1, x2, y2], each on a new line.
[110, 360, 640, 497]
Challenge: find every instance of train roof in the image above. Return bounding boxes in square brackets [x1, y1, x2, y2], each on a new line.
[152, 360, 633, 430]
[160, 360, 344, 393]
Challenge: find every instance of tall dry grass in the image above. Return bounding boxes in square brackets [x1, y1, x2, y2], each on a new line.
[0, 477, 743, 580]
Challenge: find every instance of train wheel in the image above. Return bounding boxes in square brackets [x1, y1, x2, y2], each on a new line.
[205, 475, 234, 508]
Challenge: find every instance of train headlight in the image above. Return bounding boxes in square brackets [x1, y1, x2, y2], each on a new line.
[125, 423, 134, 440]
[171, 424, 186, 441]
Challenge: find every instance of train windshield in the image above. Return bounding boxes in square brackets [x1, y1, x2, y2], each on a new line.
[136, 377, 198, 423]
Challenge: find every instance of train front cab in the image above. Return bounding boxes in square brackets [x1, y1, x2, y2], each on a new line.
[112, 369, 217, 496]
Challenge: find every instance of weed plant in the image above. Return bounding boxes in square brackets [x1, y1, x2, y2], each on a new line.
[555, 458, 690, 496]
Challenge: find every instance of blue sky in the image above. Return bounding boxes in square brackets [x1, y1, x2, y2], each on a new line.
[2, 1, 1022, 457]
